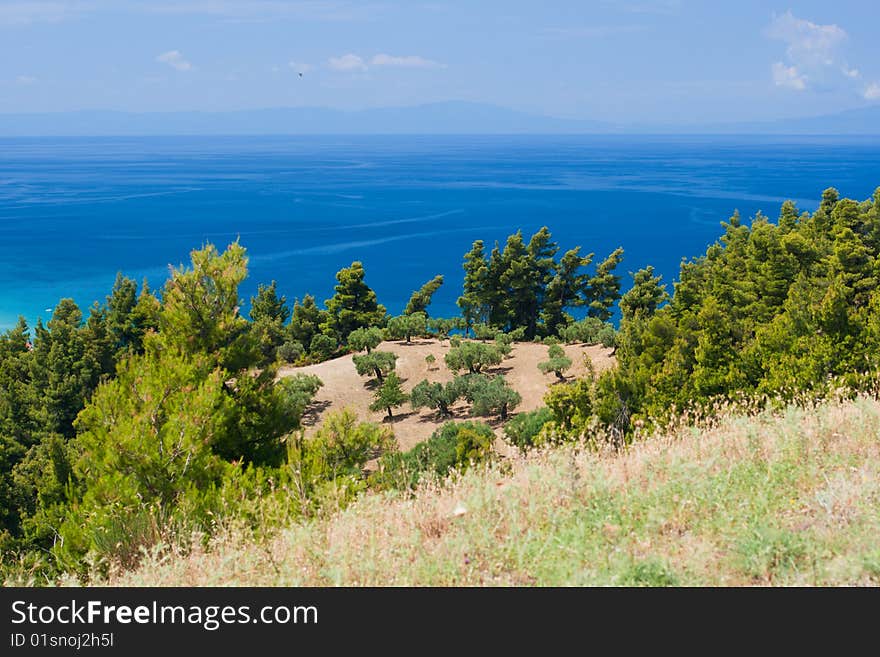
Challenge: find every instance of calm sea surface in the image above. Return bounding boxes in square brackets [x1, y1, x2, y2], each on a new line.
[1, 134, 879, 330]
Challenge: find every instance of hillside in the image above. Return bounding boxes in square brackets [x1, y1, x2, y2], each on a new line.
[278, 339, 614, 450]
[104, 395, 880, 587]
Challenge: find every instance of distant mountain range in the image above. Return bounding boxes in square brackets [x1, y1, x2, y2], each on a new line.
[0, 100, 878, 136]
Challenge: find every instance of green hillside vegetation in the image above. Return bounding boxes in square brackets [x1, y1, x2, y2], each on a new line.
[1, 185, 879, 584]
[85, 395, 880, 586]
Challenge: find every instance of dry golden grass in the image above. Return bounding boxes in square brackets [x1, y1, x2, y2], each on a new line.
[100, 394, 880, 587]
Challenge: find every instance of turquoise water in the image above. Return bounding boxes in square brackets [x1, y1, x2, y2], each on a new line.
[1, 134, 879, 331]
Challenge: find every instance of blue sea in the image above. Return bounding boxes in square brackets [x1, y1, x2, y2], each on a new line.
[1, 134, 879, 332]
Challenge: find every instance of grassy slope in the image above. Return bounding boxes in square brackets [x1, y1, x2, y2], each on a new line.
[105, 396, 880, 587]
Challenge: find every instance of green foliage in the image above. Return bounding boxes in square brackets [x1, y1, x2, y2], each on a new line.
[371, 420, 493, 491]
[472, 323, 499, 341]
[347, 326, 384, 353]
[250, 280, 290, 324]
[288, 295, 327, 354]
[444, 340, 503, 374]
[494, 332, 513, 357]
[160, 241, 256, 372]
[538, 344, 573, 380]
[386, 312, 427, 343]
[543, 378, 594, 439]
[352, 350, 397, 383]
[587, 247, 625, 321]
[424, 353, 437, 369]
[502, 407, 553, 451]
[369, 372, 409, 419]
[309, 334, 337, 361]
[288, 408, 396, 512]
[404, 275, 444, 316]
[595, 187, 880, 436]
[276, 339, 304, 363]
[276, 374, 324, 428]
[619, 266, 669, 322]
[410, 378, 465, 417]
[558, 317, 616, 346]
[12, 242, 320, 575]
[457, 228, 624, 338]
[323, 262, 387, 344]
[463, 374, 521, 420]
[426, 317, 463, 339]
[249, 281, 290, 366]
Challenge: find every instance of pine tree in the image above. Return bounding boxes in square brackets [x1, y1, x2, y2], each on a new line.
[323, 262, 387, 344]
[457, 240, 489, 331]
[619, 266, 669, 322]
[289, 294, 326, 351]
[404, 275, 444, 316]
[586, 247, 624, 320]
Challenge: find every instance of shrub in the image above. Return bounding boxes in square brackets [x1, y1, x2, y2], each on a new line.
[353, 350, 398, 383]
[444, 341, 503, 374]
[276, 339, 304, 363]
[347, 326, 383, 353]
[410, 378, 465, 417]
[463, 374, 521, 420]
[503, 407, 554, 451]
[309, 334, 337, 360]
[371, 420, 494, 491]
[538, 344, 573, 380]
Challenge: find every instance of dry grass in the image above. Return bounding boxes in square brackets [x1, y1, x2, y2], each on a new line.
[98, 395, 880, 587]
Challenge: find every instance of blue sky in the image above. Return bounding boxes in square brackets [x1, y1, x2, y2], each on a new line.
[1, 1, 878, 122]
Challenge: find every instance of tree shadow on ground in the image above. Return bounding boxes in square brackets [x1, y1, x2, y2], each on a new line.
[299, 399, 332, 427]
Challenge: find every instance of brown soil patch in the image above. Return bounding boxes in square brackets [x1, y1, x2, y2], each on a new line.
[278, 339, 614, 451]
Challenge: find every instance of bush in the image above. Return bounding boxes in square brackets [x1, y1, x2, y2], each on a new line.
[371, 420, 494, 491]
[444, 341, 503, 374]
[558, 317, 616, 345]
[287, 408, 396, 512]
[410, 378, 465, 417]
[347, 326, 383, 353]
[353, 350, 398, 382]
[277, 339, 304, 363]
[538, 344, 573, 380]
[472, 323, 499, 341]
[503, 407, 553, 451]
[309, 334, 337, 360]
[464, 374, 521, 420]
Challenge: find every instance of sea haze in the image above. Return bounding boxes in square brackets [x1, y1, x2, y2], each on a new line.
[1, 134, 879, 331]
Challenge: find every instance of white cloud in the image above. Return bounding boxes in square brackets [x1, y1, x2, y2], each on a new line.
[765, 11, 872, 94]
[289, 61, 313, 74]
[156, 50, 194, 72]
[370, 54, 445, 69]
[772, 62, 806, 91]
[16, 75, 38, 85]
[327, 54, 367, 72]
[865, 83, 880, 101]
[766, 10, 846, 62]
[327, 52, 445, 73]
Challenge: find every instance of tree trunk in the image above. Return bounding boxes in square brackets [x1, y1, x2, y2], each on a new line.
[386, 407, 393, 419]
